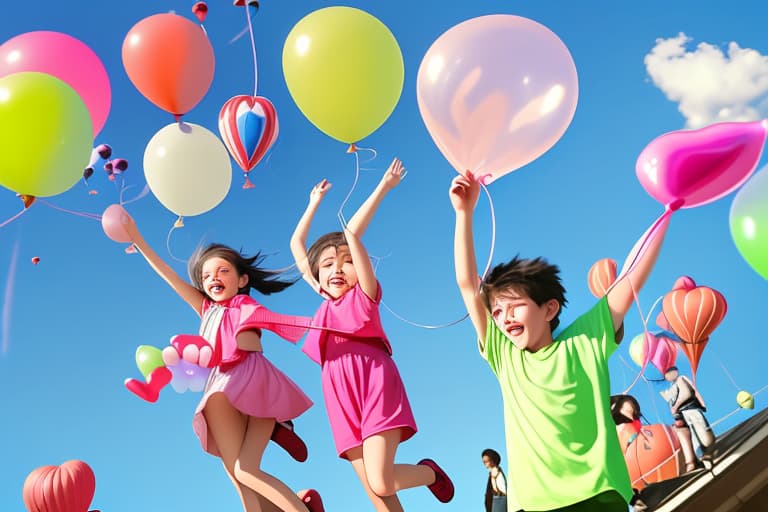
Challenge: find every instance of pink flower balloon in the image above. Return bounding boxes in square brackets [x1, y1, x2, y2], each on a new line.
[416, 15, 578, 184]
[636, 120, 768, 209]
[0, 31, 111, 137]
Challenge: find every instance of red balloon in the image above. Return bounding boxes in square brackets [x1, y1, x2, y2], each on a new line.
[31, 256, 40, 265]
[192, 2, 208, 23]
[218, 95, 279, 188]
[662, 286, 727, 380]
[122, 14, 215, 118]
[587, 258, 617, 298]
[22, 460, 95, 512]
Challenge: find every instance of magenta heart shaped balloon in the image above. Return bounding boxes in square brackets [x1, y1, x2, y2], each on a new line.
[636, 120, 767, 209]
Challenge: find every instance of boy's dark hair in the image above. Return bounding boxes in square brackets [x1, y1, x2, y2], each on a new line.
[480, 256, 567, 331]
[306, 231, 348, 280]
[481, 448, 502, 466]
[188, 243, 296, 297]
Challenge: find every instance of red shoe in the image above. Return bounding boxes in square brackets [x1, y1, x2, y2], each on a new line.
[124, 366, 172, 403]
[272, 420, 308, 462]
[297, 489, 324, 512]
[418, 458, 454, 503]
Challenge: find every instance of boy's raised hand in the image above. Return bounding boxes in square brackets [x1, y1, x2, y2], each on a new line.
[309, 178, 332, 206]
[380, 157, 406, 190]
[449, 171, 480, 212]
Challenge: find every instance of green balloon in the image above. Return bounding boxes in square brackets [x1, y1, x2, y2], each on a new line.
[730, 168, 768, 279]
[135, 345, 165, 378]
[0, 72, 93, 197]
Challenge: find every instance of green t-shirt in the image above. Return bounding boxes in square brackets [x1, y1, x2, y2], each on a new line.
[480, 296, 632, 510]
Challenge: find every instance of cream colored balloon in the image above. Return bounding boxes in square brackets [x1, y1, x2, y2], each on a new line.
[144, 122, 232, 216]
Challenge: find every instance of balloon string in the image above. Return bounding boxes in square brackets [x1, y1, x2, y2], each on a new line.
[710, 350, 740, 390]
[479, 182, 496, 279]
[0, 208, 28, 229]
[621, 278, 652, 394]
[122, 184, 151, 206]
[376, 180, 496, 330]
[166, 221, 187, 264]
[336, 149, 362, 230]
[37, 199, 101, 220]
[644, 295, 664, 327]
[604, 208, 673, 297]
[245, 3, 258, 96]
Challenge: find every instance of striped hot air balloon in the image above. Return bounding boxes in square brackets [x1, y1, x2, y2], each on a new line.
[218, 95, 279, 189]
[661, 286, 727, 382]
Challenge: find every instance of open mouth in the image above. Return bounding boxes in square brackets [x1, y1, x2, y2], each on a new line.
[506, 324, 524, 337]
[329, 277, 346, 287]
[209, 284, 224, 294]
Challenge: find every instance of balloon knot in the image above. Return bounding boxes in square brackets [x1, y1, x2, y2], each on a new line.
[346, 143, 358, 154]
[243, 175, 256, 189]
[666, 199, 684, 212]
[173, 217, 185, 228]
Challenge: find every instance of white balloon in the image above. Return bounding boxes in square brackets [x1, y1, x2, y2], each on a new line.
[144, 122, 232, 216]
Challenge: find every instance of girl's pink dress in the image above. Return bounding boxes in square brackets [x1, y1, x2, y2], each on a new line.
[192, 294, 313, 456]
[303, 282, 416, 458]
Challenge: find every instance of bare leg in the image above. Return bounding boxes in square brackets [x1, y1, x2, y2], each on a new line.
[204, 394, 308, 512]
[223, 462, 281, 512]
[361, 428, 435, 496]
[673, 425, 697, 471]
[346, 446, 404, 512]
[234, 415, 313, 512]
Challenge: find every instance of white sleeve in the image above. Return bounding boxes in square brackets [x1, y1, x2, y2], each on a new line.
[495, 472, 507, 495]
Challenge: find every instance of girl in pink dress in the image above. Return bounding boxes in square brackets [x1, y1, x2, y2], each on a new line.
[290, 158, 454, 511]
[122, 216, 324, 512]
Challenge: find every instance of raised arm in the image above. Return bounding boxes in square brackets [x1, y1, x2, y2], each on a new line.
[450, 172, 487, 342]
[122, 214, 204, 314]
[290, 179, 331, 294]
[345, 157, 404, 299]
[607, 213, 672, 338]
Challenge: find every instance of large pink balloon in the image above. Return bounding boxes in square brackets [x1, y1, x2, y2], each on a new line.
[636, 120, 768, 209]
[416, 15, 578, 184]
[0, 31, 111, 137]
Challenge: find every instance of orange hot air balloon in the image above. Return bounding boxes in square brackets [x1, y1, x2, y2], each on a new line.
[587, 258, 617, 298]
[619, 423, 684, 490]
[662, 286, 727, 382]
[22, 460, 97, 512]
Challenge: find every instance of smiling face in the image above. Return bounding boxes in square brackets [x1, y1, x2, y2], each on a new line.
[489, 288, 559, 352]
[316, 245, 357, 299]
[200, 256, 248, 302]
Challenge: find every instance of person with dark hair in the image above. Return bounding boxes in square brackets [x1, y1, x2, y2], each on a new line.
[482, 449, 517, 512]
[121, 217, 324, 512]
[450, 172, 672, 512]
[662, 366, 713, 472]
[291, 158, 454, 511]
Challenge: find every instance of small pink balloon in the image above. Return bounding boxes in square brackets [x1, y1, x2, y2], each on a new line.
[656, 311, 671, 331]
[416, 15, 578, 184]
[649, 334, 678, 375]
[672, 275, 696, 290]
[101, 204, 132, 243]
[636, 120, 768, 209]
[0, 31, 111, 137]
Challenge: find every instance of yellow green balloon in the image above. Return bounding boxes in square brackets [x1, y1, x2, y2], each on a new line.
[135, 345, 165, 379]
[282, 6, 404, 144]
[736, 390, 754, 410]
[628, 332, 646, 368]
[0, 72, 93, 196]
[730, 167, 768, 279]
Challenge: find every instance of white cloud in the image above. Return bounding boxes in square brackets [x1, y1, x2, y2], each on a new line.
[644, 33, 768, 128]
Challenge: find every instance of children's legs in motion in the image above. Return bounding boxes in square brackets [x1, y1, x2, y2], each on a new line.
[673, 421, 698, 471]
[347, 447, 404, 512]
[204, 393, 311, 512]
[347, 428, 436, 508]
[222, 463, 281, 512]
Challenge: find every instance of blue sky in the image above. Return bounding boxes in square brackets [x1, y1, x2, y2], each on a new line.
[2, 1, 768, 511]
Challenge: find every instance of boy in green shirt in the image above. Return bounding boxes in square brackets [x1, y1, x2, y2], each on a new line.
[450, 172, 671, 511]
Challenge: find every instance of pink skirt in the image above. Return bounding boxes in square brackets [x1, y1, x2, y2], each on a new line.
[193, 351, 313, 456]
